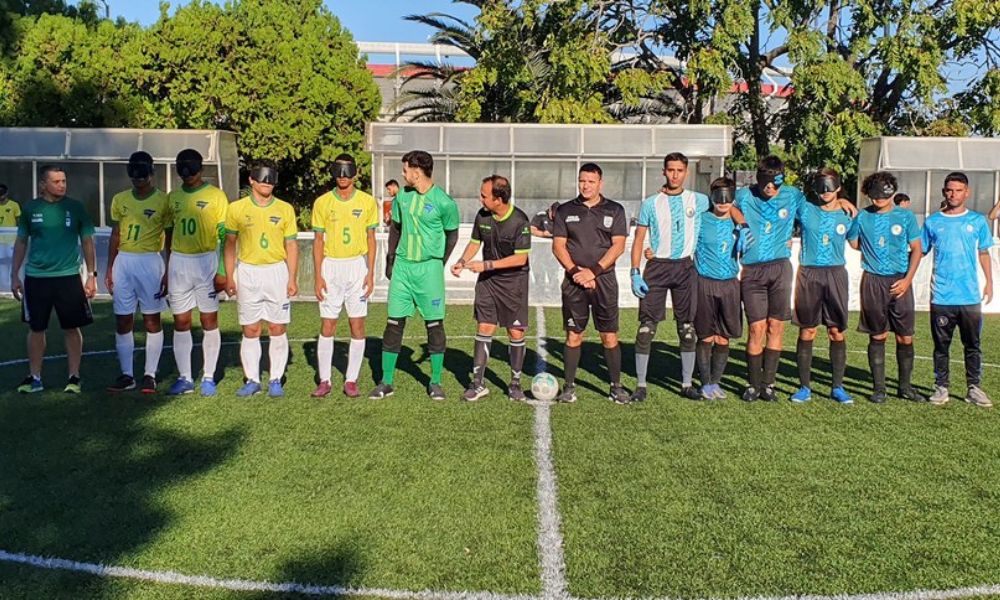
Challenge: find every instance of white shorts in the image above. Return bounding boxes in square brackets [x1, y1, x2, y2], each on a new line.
[113, 252, 167, 315]
[237, 262, 291, 325]
[168, 251, 220, 314]
[319, 256, 369, 320]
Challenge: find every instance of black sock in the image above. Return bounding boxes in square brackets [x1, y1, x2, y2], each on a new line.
[509, 338, 526, 382]
[747, 352, 763, 390]
[711, 344, 730, 385]
[763, 348, 781, 386]
[696, 341, 712, 387]
[796, 338, 814, 388]
[868, 339, 886, 392]
[604, 344, 622, 387]
[473, 335, 492, 386]
[830, 339, 847, 388]
[897, 343, 914, 391]
[564, 345, 581, 386]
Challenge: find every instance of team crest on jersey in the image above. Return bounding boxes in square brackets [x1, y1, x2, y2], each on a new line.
[778, 208, 789, 219]
[143, 209, 156, 219]
[269, 216, 281, 225]
[937, 315, 950, 327]
[603, 215, 613, 228]
[196, 201, 208, 209]
[966, 224, 974, 233]
[685, 207, 695, 218]
[891, 224, 903, 236]
[836, 224, 847, 235]
[424, 204, 433, 214]
[352, 209, 362, 218]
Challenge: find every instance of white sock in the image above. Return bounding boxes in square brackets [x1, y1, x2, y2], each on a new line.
[269, 334, 289, 381]
[317, 335, 334, 383]
[240, 336, 261, 383]
[173, 330, 193, 381]
[201, 328, 221, 381]
[115, 333, 134, 377]
[346, 338, 365, 383]
[144, 330, 164, 377]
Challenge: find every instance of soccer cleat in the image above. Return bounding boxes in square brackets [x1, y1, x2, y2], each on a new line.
[200, 378, 217, 397]
[790, 386, 812, 403]
[368, 383, 394, 399]
[710, 384, 727, 400]
[17, 375, 43, 394]
[268, 379, 284, 398]
[64, 376, 81, 394]
[700, 384, 717, 400]
[868, 390, 887, 404]
[236, 380, 262, 397]
[428, 383, 446, 401]
[630, 386, 648, 403]
[463, 384, 489, 402]
[830, 387, 853, 405]
[609, 385, 631, 405]
[898, 387, 927, 403]
[343, 381, 360, 398]
[680, 386, 703, 400]
[929, 385, 950, 406]
[140, 375, 157, 394]
[107, 374, 136, 393]
[741, 386, 759, 402]
[311, 380, 332, 398]
[507, 380, 526, 402]
[759, 385, 778, 402]
[556, 384, 577, 404]
[167, 377, 195, 396]
[965, 385, 992, 408]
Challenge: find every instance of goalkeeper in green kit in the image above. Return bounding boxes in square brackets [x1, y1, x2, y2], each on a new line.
[369, 150, 460, 400]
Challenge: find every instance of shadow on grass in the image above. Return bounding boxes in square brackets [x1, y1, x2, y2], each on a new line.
[243, 544, 365, 600]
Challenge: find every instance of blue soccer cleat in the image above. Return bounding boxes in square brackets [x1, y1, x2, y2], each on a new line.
[268, 379, 284, 398]
[236, 380, 262, 397]
[790, 386, 812, 403]
[200, 378, 217, 397]
[830, 386, 853, 404]
[167, 377, 195, 396]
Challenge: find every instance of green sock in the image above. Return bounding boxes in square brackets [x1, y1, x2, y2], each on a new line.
[382, 351, 399, 385]
[430, 353, 444, 385]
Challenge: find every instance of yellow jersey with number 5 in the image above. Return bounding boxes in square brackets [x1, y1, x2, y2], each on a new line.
[311, 189, 379, 259]
[224, 195, 298, 265]
[168, 183, 228, 255]
[110, 189, 171, 253]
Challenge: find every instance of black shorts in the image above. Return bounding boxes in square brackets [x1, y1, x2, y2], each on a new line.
[740, 259, 793, 324]
[22, 274, 93, 332]
[638, 257, 698, 323]
[793, 265, 849, 331]
[561, 273, 618, 333]
[858, 272, 915, 336]
[474, 273, 529, 329]
[694, 276, 742, 339]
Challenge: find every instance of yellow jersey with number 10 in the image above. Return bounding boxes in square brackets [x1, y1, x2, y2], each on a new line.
[224, 196, 298, 265]
[168, 183, 228, 255]
[311, 189, 379, 259]
[110, 188, 171, 253]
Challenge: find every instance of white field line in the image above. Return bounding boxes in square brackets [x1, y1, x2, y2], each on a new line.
[532, 306, 569, 600]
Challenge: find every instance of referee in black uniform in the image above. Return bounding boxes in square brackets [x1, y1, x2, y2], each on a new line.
[451, 175, 532, 402]
[552, 163, 629, 404]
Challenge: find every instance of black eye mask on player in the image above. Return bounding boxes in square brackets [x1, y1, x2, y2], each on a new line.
[333, 162, 357, 179]
[176, 159, 203, 178]
[251, 165, 279, 185]
[127, 162, 153, 179]
[867, 180, 897, 200]
[812, 175, 840, 195]
[710, 187, 735, 205]
[756, 170, 784, 189]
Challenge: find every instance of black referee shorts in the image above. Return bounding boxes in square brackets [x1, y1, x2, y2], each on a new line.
[694, 276, 742, 339]
[474, 272, 530, 329]
[638, 257, 698, 323]
[793, 265, 849, 331]
[561, 273, 618, 333]
[22, 274, 93, 332]
[858, 272, 915, 336]
[740, 259, 793, 324]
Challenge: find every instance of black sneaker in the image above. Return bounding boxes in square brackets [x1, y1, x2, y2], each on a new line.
[630, 386, 647, 403]
[507, 380, 526, 402]
[367, 383, 394, 399]
[107, 374, 136, 393]
[428, 383, 446, 401]
[759, 385, 778, 402]
[140, 375, 157, 394]
[742, 386, 759, 402]
[463, 383, 489, 402]
[899, 387, 927, 403]
[869, 390, 887, 404]
[556, 384, 577, 404]
[680, 386, 702, 400]
[609, 385, 631, 405]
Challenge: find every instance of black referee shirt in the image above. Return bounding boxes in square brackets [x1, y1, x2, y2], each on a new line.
[552, 195, 628, 272]
[471, 204, 532, 279]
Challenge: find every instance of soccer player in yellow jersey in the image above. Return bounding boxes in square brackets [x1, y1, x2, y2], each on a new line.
[165, 149, 229, 396]
[224, 162, 299, 398]
[0, 183, 22, 287]
[310, 154, 378, 398]
[105, 152, 172, 394]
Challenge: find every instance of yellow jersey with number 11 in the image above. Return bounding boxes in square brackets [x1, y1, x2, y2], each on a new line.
[110, 188, 171, 253]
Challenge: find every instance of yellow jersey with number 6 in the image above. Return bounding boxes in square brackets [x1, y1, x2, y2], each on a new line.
[225, 196, 298, 265]
[110, 189, 171, 253]
[311, 189, 379, 259]
[168, 183, 228, 255]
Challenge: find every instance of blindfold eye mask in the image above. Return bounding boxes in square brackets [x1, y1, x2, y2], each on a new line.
[812, 175, 840, 195]
[756, 170, 784, 189]
[127, 162, 153, 179]
[176, 159, 202, 178]
[251, 166, 279, 185]
[868, 181, 897, 200]
[710, 187, 735, 205]
[333, 162, 357, 179]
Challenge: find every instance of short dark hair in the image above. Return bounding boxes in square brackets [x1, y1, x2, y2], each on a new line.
[38, 165, 64, 182]
[663, 152, 689, 167]
[385, 179, 399, 189]
[818, 167, 840, 179]
[334, 153, 355, 165]
[893, 193, 911, 206]
[943, 171, 969, 187]
[758, 155, 784, 173]
[710, 177, 736, 191]
[482, 175, 511, 203]
[176, 148, 203, 163]
[402, 150, 434, 177]
[579, 162, 603, 178]
[861, 171, 898, 198]
[0, 183, 7, 195]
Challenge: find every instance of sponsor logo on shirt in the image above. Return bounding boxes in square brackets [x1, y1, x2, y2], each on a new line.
[196, 201, 208, 209]
[352, 209, 362, 218]
[603, 216, 613, 228]
[891, 224, 903, 236]
[269, 216, 281, 225]
[566, 215, 580, 223]
[143, 209, 156, 219]
[31, 213, 43, 224]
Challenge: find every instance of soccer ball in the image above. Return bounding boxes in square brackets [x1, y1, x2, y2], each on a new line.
[531, 372, 559, 402]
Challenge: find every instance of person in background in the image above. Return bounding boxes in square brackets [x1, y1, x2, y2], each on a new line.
[382, 179, 399, 226]
[530, 202, 559, 238]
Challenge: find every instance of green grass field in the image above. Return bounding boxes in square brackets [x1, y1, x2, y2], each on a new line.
[1, 299, 999, 599]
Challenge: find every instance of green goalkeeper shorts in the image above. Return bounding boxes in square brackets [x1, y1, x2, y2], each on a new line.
[387, 257, 446, 320]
